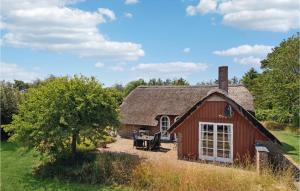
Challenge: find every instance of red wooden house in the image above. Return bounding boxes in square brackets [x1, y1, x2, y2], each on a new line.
[119, 66, 280, 163]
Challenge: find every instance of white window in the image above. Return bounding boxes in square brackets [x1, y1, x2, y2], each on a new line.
[160, 116, 170, 140]
[175, 116, 180, 122]
[199, 122, 233, 163]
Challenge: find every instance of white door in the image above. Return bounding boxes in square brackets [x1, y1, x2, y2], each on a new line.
[199, 122, 233, 163]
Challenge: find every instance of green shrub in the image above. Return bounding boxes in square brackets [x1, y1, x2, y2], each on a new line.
[34, 151, 141, 185]
[256, 109, 293, 124]
[262, 121, 285, 130]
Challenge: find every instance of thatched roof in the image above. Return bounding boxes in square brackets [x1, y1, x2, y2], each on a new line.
[120, 85, 254, 126]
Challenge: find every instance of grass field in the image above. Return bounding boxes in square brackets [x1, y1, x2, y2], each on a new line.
[271, 130, 300, 164]
[0, 142, 128, 191]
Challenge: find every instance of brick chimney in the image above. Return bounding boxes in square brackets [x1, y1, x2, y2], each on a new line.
[218, 66, 228, 93]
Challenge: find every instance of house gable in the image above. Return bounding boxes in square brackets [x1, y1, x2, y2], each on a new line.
[168, 91, 280, 144]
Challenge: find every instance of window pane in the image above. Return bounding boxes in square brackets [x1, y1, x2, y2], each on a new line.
[224, 150, 230, 158]
[224, 142, 230, 150]
[217, 133, 223, 141]
[224, 133, 229, 141]
[208, 124, 214, 132]
[207, 149, 214, 156]
[202, 140, 207, 147]
[202, 132, 207, 140]
[217, 142, 223, 149]
[208, 140, 214, 148]
[217, 125, 223, 132]
[224, 125, 230, 133]
[202, 124, 207, 131]
[202, 148, 207, 155]
[207, 132, 213, 140]
[217, 150, 223, 157]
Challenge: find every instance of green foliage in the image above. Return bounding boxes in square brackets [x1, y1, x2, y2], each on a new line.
[0, 81, 21, 124]
[256, 109, 293, 124]
[5, 76, 120, 160]
[0, 81, 21, 140]
[13, 80, 30, 91]
[241, 68, 259, 91]
[35, 152, 140, 185]
[123, 78, 190, 97]
[242, 34, 300, 125]
[124, 79, 146, 97]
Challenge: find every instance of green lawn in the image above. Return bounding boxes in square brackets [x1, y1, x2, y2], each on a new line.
[0, 142, 129, 191]
[271, 130, 300, 164]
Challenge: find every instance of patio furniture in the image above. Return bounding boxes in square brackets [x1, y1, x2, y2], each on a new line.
[136, 135, 154, 149]
[149, 132, 161, 150]
[133, 132, 144, 148]
[138, 129, 150, 136]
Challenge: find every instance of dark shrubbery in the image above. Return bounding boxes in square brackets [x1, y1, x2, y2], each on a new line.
[262, 121, 285, 131]
[34, 151, 141, 185]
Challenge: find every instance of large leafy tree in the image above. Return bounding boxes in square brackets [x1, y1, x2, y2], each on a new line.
[5, 76, 120, 159]
[242, 34, 300, 125]
[241, 68, 259, 90]
[0, 81, 20, 125]
[0, 82, 21, 140]
[260, 34, 300, 125]
[124, 79, 146, 96]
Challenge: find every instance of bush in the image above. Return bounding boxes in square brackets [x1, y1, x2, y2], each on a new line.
[262, 121, 285, 130]
[34, 151, 141, 185]
[256, 109, 293, 124]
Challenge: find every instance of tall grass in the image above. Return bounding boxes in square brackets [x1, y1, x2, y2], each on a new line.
[132, 159, 296, 191]
[33, 150, 296, 190]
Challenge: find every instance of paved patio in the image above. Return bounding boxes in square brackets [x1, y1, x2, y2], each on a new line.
[98, 136, 178, 161]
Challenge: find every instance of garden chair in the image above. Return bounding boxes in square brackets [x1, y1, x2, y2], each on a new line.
[149, 132, 161, 150]
[133, 132, 144, 148]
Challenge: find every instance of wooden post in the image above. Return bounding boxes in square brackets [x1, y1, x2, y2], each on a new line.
[255, 146, 269, 174]
[177, 133, 183, 159]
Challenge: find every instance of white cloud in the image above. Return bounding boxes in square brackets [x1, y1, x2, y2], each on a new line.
[124, 0, 139, 5]
[124, 12, 133, 18]
[98, 8, 116, 21]
[110, 66, 125, 71]
[0, 62, 41, 82]
[186, 0, 217, 15]
[213, 45, 273, 57]
[131, 61, 208, 78]
[233, 56, 261, 67]
[186, 0, 300, 32]
[94, 62, 104, 68]
[1, 0, 144, 61]
[214, 44, 273, 67]
[183, 48, 191, 53]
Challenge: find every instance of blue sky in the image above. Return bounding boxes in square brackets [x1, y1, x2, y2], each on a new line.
[1, 0, 299, 86]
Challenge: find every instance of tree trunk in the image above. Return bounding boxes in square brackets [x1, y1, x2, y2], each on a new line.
[71, 133, 77, 160]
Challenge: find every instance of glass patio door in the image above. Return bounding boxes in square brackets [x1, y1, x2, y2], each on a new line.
[199, 122, 233, 163]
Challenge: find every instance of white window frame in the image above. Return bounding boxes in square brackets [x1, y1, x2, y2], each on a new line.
[160, 116, 170, 140]
[175, 116, 180, 122]
[198, 122, 233, 163]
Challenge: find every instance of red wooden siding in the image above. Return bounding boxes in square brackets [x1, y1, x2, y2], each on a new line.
[174, 100, 269, 160]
